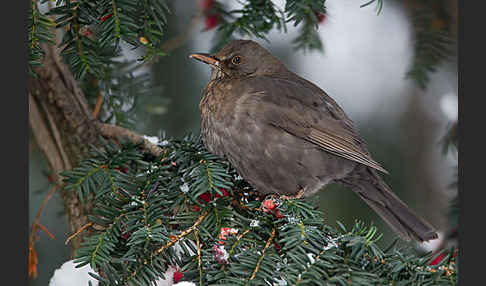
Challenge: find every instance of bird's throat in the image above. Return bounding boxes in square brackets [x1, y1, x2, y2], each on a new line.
[210, 68, 225, 81]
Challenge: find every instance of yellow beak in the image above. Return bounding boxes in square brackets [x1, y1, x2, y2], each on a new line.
[189, 53, 219, 66]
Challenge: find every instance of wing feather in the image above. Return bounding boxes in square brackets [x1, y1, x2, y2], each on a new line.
[308, 129, 389, 174]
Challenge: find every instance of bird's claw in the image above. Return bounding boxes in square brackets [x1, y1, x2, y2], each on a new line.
[280, 189, 304, 200]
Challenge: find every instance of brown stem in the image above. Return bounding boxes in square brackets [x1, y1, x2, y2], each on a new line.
[154, 210, 210, 256]
[92, 79, 104, 119]
[229, 228, 251, 257]
[96, 122, 164, 157]
[249, 228, 276, 281]
[65, 222, 93, 245]
[29, 185, 58, 244]
[28, 184, 57, 278]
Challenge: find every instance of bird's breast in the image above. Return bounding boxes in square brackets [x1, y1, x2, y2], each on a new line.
[200, 80, 239, 156]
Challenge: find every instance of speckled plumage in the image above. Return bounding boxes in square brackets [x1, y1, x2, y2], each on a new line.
[192, 40, 438, 242]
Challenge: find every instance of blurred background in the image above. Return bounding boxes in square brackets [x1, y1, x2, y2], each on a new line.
[29, 0, 457, 285]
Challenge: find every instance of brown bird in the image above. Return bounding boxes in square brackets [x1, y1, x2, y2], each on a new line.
[190, 39, 438, 242]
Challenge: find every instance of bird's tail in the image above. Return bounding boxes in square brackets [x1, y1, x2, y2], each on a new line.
[343, 169, 438, 242]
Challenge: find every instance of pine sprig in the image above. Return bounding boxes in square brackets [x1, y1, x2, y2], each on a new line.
[61, 139, 147, 203]
[406, 2, 455, 89]
[285, 0, 326, 51]
[48, 0, 104, 79]
[28, 1, 56, 76]
[210, 0, 286, 52]
[47, 0, 170, 79]
[210, 0, 326, 52]
[29, 0, 170, 130]
[62, 134, 457, 285]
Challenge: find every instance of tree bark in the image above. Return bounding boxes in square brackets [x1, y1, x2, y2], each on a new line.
[29, 44, 102, 254]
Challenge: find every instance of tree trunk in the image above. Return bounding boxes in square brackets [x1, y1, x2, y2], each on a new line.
[29, 44, 102, 254]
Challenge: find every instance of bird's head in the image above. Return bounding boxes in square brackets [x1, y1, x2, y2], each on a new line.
[189, 39, 287, 80]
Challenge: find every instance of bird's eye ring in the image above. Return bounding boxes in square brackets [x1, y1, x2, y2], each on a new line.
[231, 56, 242, 65]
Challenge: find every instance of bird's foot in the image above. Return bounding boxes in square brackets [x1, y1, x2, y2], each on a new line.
[280, 189, 305, 200]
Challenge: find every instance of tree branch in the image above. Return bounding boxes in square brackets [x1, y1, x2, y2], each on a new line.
[96, 122, 164, 157]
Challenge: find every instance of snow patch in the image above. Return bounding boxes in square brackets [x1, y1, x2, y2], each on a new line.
[49, 260, 98, 286]
[420, 231, 444, 252]
[144, 135, 161, 145]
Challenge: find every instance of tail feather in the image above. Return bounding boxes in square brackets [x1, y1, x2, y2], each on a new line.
[344, 170, 438, 242]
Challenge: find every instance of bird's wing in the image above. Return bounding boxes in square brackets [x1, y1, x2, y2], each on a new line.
[306, 127, 389, 174]
[248, 76, 389, 174]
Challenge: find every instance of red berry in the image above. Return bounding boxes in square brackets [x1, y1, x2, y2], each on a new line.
[218, 227, 231, 240]
[316, 12, 326, 24]
[262, 199, 277, 212]
[115, 167, 128, 173]
[215, 188, 230, 198]
[100, 13, 113, 23]
[84, 28, 92, 37]
[121, 232, 130, 240]
[173, 269, 183, 283]
[199, 192, 212, 203]
[205, 15, 220, 30]
[429, 252, 447, 265]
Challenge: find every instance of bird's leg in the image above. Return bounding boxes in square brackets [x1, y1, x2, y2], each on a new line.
[280, 189, 305, 200]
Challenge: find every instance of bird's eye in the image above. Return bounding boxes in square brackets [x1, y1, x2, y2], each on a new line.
[231, 56, 242, 65]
